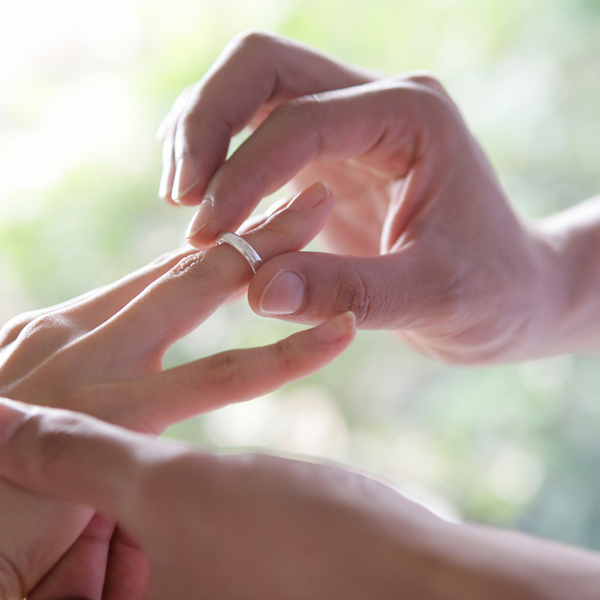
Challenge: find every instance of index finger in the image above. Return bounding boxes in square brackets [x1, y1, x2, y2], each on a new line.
[188, 76, 451, 245]
[161, 30, 377, 205]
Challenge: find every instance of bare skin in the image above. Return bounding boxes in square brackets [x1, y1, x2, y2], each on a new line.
[4, 29, 600, 600]
[0, 182, 356, 600]
[159, 30, 600, 364]
[1, 400, 600, 600]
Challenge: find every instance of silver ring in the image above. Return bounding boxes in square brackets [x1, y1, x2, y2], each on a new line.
[215, 231, 264, 274]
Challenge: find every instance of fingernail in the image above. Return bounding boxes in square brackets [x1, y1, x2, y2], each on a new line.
[258, 271, 306, 315]
[312, 311, 356, 343]
[0, 399, 30, 445]
[289, 181, 331, 211]
[173, 157, 198, 201]
[185, 198, 214, 239]
[158, 167, 172, 200]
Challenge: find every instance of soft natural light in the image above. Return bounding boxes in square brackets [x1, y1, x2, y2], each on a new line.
[3, 0, 600, 551]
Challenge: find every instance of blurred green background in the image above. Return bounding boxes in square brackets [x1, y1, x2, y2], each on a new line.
[2, 0, 600, 548]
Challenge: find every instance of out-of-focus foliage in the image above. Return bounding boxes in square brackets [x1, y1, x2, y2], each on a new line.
[2, 0, 600, 548]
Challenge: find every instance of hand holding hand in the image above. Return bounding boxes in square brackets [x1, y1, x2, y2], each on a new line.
[3, 400, 600, 600]
[0, 182, 356, 598]
[159, 31, 558, 365]
[0, 400, 462, 600]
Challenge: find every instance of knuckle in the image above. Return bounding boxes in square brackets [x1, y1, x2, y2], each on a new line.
[167, 83, 197, 126]
[206, 350, 247, 389]
[233, 29, 278, 56]
[175, 84, 230, 142]
[20, 314, 61, 336]
[269, 97, 323, 157]
[0, 315, 31, 347]
[273, 338, 299, 371]
[14, 313, 72, 348]
[176, 103, 233, 154]
[412, 78, 456, 122]
[175, 106, 210, 147]
[334, 263, 379, 325]
[260, 214, 288, 240]
[387, 72, 452, 112]
[271, 96, 319, 125]
[269, 98, 306, 126]
[384, 73, 461, 158]
[406, 71, 447, 95]
[169, 251, 216, 285]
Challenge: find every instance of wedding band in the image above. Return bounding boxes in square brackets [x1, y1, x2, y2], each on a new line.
[215, 231, 264, 274]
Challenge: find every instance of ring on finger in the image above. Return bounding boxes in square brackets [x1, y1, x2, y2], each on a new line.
[215, 231, 264, 274]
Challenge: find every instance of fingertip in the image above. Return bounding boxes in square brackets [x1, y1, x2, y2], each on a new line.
[185, 198, 215, 242]
[172, 157, 200, 203]
[287, 181, 332, 211]
[312, 311, 356, 344]
[158, 167, 175, 203]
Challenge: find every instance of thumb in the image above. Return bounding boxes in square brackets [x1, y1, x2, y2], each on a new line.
[247, 249, 435, 330]
[0, 399, 179, 526]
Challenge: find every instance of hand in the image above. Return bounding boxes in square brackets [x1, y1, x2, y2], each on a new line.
[0, 182, 356, 598]
[158, 30, 560, 365]
[3, 400, 600, 600]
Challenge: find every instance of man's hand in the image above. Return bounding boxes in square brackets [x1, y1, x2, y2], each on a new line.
[159, 30, 600, 365]
[3, 400, 600, 600]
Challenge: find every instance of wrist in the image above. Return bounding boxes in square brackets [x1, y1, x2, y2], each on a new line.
[529, 196, 600, 356]
[500, 217, 565, 361]
[349, 489, 600, 600]
[477, 211, 596, 363]
[378, 515, 530, 599]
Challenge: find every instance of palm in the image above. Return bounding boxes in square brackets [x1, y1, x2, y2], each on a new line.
[290, 159, 390, 256]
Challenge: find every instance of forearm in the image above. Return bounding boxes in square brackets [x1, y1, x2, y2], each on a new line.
[533, 194, 600, 355]
[383, 513, 600, 599]
[437, 521, 600, 600]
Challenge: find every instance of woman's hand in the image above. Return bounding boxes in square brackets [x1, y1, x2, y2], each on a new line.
[0, 182, 356, 599]
[3, 400, 600, 600]
[157, 30, 572, 365]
